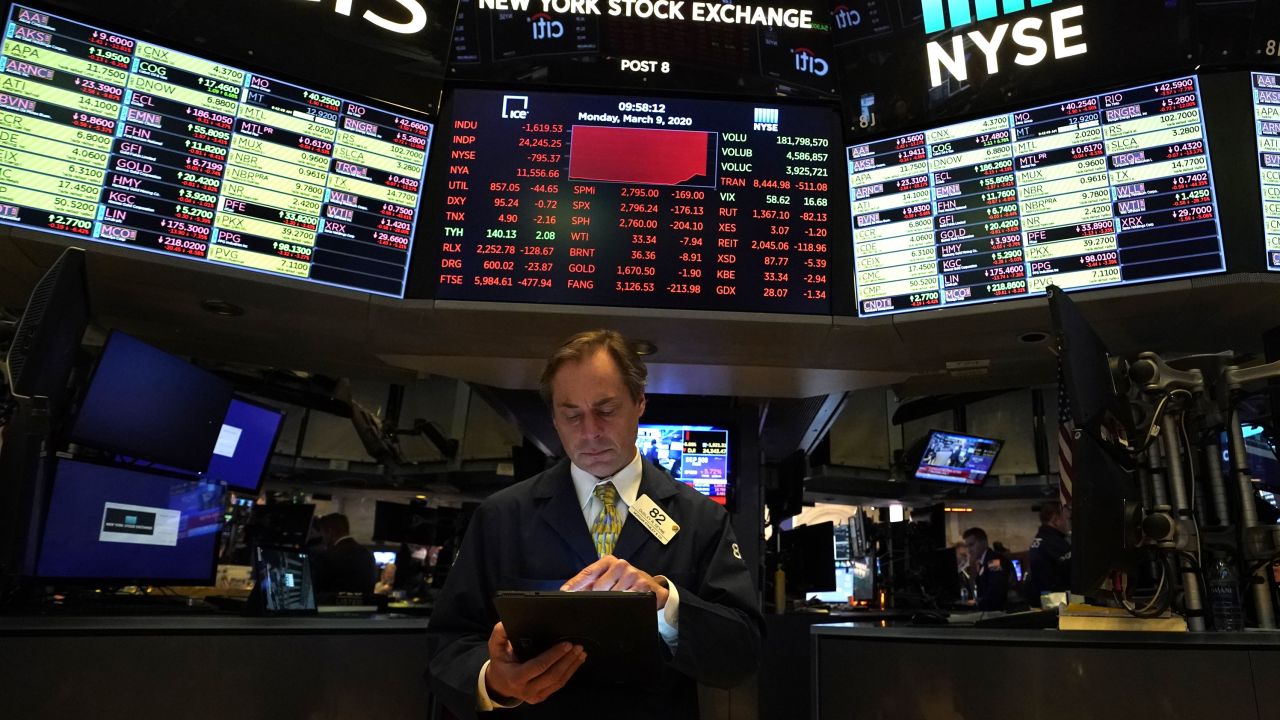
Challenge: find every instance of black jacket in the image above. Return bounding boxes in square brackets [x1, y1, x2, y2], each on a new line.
[426, 458, 763, 719]
[974, 549, 1011, 611]
[1026, 525, 1072, 601]
[311, 537, 376, 595]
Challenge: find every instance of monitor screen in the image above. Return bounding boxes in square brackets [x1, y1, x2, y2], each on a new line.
[0, 3, 434, 297]
[432, 88, 845, 314]
[809, 564, 855, 604]
[36, 458, 224, 583]
[848, 75, 1224, 317]
[253, 546, 316, 613]
[915, 431, 1003, 485]
[71, 332, 234, 472]
[637, 425, 729, 504]
[1253, 72, 1280, 272]
[1221, 424, 1280, 492]
[373, 550, 397, 567]
[204, 398, 285, 493]
[780, 520, 836, 593]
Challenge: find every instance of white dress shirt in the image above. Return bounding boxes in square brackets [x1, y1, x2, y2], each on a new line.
[477, 451, 681, 710]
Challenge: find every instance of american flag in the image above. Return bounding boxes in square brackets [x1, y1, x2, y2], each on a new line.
[1056, 350, 1074, 508]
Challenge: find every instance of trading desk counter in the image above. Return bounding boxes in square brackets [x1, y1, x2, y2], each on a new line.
[811, 623, 1280, 720]
[0, 615, 431, 720]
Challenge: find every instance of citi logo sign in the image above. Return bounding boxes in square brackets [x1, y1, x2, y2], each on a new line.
[792, 48, 829, 77]
[530, 13, 565, 40]
[922, 0, 1088, 88]
[754, 108, 779, 132]
[832, 5, 860, 30]
[922, 0, 1052, 34]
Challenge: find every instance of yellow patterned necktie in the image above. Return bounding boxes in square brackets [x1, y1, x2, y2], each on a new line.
[590, 482, 623, 558]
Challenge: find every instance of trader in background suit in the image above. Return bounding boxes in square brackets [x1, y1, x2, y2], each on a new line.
[426, 329, 762, 719]
[311, 513, 376, 595]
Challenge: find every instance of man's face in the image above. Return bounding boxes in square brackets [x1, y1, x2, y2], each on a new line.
[964, 535, 987, 561]
[550, 349, 646, 478]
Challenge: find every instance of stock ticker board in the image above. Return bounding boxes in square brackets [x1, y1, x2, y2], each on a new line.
[0, 3, 433, 297]
[434, 89, 842, 314]
[1254, 72, 1280, 272]
[848, 76, 1225, 318]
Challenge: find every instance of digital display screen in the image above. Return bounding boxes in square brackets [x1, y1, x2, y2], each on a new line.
[915, 431, 1003, 485]
[36, 458, 224, 582]
[254, 546, 316, 613]
[0, 3, 433, 297]
[637, 425, 729, 504]
[1253, 72, 1280, 271]
[71, 332, 233, 473]
[205, 398, 284, 494]
[434, 89, 841, 314]
[848, 75, 1224, 317]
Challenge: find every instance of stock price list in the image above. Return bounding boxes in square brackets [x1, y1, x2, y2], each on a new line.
[0, 4, 432, 297]
[848, 76, 1224, 317]
[435, 90, 841, 314]
[1254, 72, 1280, 271]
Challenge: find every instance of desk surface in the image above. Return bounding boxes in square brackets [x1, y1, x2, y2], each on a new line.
[0, 614, 430, 635]
[811, 622, 1280, 648]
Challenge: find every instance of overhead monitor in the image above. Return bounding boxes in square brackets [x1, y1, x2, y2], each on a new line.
[637, 424, 729, 504]
[915, 430, 1003, 486]
[432, 88, 846, 314]
[70, 331, 234, 472]
[1254, 72, 1280, 271]
[0, 3, 434, 297]
[848, 75, 1224, 317]
[204, 397, 285, 494]
[35, 458, 225, 584]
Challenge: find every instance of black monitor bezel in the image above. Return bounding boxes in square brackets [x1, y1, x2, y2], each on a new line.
[913, 429, 1005, 487]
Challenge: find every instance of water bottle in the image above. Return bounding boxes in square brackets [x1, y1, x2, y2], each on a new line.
[1208, 559, 1243, 631]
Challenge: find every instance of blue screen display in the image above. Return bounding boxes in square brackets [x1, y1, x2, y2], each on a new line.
[205, 399, 284, 493]
[37, 459, 225, 582]
[636, 425, 729, 504]
[71, 332, 233, 472]
[916, 431, 1003, 485]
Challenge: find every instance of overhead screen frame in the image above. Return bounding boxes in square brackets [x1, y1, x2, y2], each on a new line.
[842, 69, 1280, 319]
[407, 81, 856, 316]
[0, 0, 440, 298]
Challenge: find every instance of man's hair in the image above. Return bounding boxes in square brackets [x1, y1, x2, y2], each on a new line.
[317, 513, 351, 536]
[539, 329, 647, 405]
[962, 527, 988, 543]
[1039, 501, 1064, 525]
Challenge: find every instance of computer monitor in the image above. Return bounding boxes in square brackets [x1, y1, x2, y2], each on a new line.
[4, 246, 89, 420]
[70, 332, 234, 472]
[373, 551, 397, 567]
[915, 432, 1003, 485]
[809, 565, 856, 604]
[1221, 424, 1280, 492]
[636, 425, 730, 504]
[35, 458, 225, 584]
[247, 503, 315, 550]
[780, 521, 836, 594]
[204, 398, 285, 494]
[251, 546, 316, 615]
[1070, 429, 1142, 597]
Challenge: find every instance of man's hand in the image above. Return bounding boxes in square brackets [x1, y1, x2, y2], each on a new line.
[484, 622, 586, 705]
[561, 555, 670, 610]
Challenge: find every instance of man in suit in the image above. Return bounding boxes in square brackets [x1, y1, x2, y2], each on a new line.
[963, 527, 1011, 611]
[1025, 502, 1072, 604]
[427, 330, 762, 719]
[311, 513, 376, 595]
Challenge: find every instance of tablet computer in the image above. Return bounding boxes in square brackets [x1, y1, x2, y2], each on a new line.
[494, 591, 662, 683]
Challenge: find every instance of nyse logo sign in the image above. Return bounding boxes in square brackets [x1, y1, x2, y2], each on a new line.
[793, 48, 829, 77]
[299, 0, 428, 34]
[922, 0, 1087, 88]
[530, 12, 565, 39]
[754, 107, 779, 132]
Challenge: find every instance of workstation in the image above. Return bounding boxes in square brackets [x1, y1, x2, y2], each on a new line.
[2, 1, 1280, 718]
